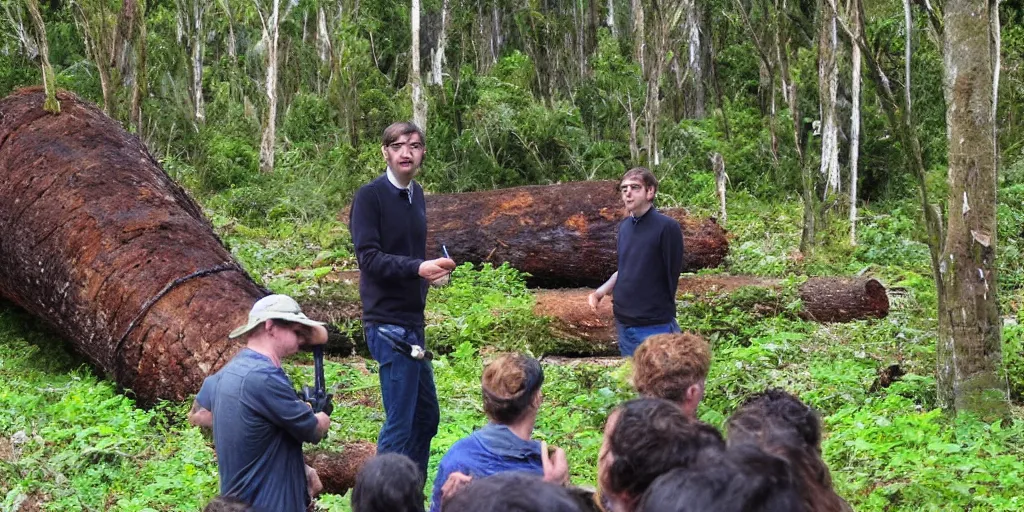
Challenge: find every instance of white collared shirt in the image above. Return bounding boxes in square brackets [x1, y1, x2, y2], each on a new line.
[386, 167, 413, 204]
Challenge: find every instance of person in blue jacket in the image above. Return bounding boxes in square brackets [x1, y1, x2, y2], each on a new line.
[428, 353, 569, 512]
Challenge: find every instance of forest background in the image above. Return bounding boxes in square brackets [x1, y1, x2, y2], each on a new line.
[1, 0, 1024, 510]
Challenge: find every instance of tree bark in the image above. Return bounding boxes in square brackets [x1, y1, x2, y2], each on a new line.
[420, 181, 728, 287]
[712, 152, 727, 225]
[606, 0, 617, 37]
[0, 89, 265, 406]
[683, 0, 705, 119]
[936, 0, 1007, 415]
[411, 0, 427, 132]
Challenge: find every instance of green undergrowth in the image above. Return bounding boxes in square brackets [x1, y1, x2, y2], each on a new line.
[2, 193, 1023, 511]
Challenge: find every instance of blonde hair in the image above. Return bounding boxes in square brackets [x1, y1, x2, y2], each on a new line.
[632, 332, 711, 402]
[481, 353, 544, 424]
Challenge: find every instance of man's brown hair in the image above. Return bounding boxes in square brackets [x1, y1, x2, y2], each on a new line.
[632, 332, 711, 402]
[382, 121, 426, 147]
[619, 167, 658, 193]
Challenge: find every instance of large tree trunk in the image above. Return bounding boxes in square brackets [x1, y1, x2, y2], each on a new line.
[536, 276, 890, 353]
[683, 0, 705, 119]
[418, 181, 729, 287]
[936, 0, 1007, 415]
[0, 89, 265, 405]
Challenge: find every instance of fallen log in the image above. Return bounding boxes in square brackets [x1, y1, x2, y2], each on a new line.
[536, 276, 890, 354]
[305, 441, 377, 496]
[0, 88, 264, 405]
[316, 272, 888, 356]
[342, 181, 728, 287]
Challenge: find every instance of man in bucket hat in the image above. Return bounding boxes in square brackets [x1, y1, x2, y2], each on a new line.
[187, 294, 332, 512]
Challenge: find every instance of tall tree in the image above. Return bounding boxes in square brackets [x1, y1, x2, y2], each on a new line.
[24, 0, 60, 113]
[429, 0, 450, 86]
[72, 0, 146, 129]
[643, 0, 685, 166]
[831, 0, 1007, 416]
[411, 0, 427, 131]
[817, 0, 840, 199]
[256, 0, 289, 172]
[847, 0, 861, 245]
[936, 0, 1007, 415]
[175, 0, 207, 123]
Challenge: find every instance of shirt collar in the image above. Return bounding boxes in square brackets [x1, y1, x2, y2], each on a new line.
[386, 167, 414, 204]
[475, 423, 541, 460]
[630, 206, 655, 224]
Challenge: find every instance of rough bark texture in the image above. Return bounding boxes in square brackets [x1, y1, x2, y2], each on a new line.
[936, 0, 1007, 415]
[537, 276, 890, 350]
[0, 89, 265, 405]
[305, 441, 377, 496]
[423, 181, 729, 287]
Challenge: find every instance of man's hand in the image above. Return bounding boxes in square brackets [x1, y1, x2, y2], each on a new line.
[587, 291, 605, 313]
[314, 412, 331, 440]
[541, 441, 569, 486]
[441, 472, 474, 505]
[306, 464, 323, 498]
[419, 258, 456, 281]
[187, 401, 213, 430]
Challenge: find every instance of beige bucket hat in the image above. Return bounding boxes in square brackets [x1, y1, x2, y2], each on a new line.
[228, 294, 326, 339]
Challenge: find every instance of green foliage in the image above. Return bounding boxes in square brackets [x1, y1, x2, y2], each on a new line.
[426, 263, 550, 354]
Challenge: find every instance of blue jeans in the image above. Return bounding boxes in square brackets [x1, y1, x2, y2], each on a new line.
[364, 322, 439, 479]
[615, 319, 681, 356]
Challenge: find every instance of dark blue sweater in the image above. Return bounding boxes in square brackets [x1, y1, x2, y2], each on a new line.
[612, 208, 684, 326]
[349, 174, 429, 327]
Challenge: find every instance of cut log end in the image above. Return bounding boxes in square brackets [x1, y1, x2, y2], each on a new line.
[306, 441, 377, 496]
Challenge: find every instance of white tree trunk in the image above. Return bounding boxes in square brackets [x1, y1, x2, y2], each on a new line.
[221, 0, 237, 59]
[317, 6, 330, 63]
[849, 0, 862, 245]
[259, 0, 282, 173]
[411, 0, 427, 132]
[712, 152, 727, 225]
[192, 0, 205, 123]
[631, 0, 645, 75]
[607, 0, 617, 36]
[685, 0, 705, 118]
[904, 0, 913, 115]
[430, 0, 450, 85]
[818, 4, 840, 198]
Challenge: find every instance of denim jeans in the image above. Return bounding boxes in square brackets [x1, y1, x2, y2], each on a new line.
[364, 322, 440, 478]
[615, 319, 681, 356]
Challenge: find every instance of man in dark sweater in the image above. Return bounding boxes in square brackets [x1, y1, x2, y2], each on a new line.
[349, 122, 456, 478]
[588, 167, 684, 356]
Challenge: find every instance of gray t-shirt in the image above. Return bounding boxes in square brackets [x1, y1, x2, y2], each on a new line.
[197, 348, 320, 512]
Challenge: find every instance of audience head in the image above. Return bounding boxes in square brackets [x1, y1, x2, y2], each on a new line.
[636, 443, 807, 512]
[727, 389, 849, 512]
[443, 472, 583, 512]
[481, 353, 545, 425]
[203, 496, 253, 512]
[727, 388, 822, 452]
[632, 332, 711, 418]
[351, 453, 425, 512]
[598, 398, 725, 512]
